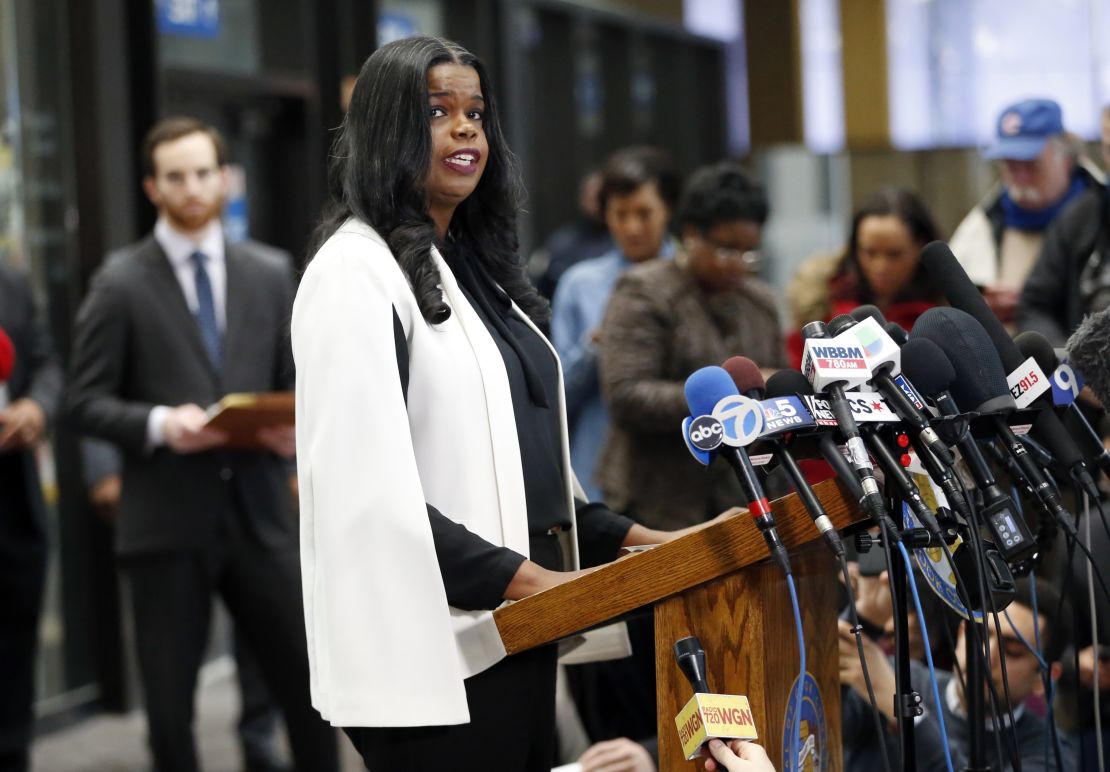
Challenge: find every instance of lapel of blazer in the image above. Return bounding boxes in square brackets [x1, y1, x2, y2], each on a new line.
[509, 299, 581, 568]
[142, 237, 221, 382]
[430, 245, 531, 559]
[222, 242, 250, 385]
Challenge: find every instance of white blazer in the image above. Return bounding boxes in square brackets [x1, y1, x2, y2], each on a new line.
[292, 219, 581, 727]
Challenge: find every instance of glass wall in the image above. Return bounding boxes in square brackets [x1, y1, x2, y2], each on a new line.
[1, 0, 89, 712]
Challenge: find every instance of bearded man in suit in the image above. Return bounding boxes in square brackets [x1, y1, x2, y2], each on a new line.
[66, 117, 337, 772]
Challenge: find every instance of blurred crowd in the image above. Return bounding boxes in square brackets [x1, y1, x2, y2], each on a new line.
[2, 92, 1110, 772]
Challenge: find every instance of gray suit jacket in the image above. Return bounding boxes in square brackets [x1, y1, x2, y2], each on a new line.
[66, 236, 297, 555]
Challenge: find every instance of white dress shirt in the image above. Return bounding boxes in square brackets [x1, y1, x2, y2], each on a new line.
[146, 217, 227, 447]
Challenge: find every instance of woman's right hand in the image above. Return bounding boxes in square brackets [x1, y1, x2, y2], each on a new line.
[704, 739, 776, 772]
[503, 560, 596, 600]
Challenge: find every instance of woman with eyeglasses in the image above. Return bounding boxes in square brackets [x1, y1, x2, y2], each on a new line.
[550, 146, 680, 505]
[596, 162, 786, 531]
[786, 187, 943, 367]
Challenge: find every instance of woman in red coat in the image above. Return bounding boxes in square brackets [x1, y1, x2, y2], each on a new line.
[787, 187, 943, 367]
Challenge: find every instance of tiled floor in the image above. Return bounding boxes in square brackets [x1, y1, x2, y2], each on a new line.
[31, 669, 364, 772]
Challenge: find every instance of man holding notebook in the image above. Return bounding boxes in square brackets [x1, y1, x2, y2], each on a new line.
[66, 116, 337, 772]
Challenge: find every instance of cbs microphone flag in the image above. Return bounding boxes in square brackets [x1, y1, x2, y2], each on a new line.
[675, 693, 758, 760]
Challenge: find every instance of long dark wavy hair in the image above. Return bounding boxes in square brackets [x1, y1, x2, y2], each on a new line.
[309, 36, 546, 324]
[830, 187, 942, 306]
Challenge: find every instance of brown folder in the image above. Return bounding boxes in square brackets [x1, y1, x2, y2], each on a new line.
[204, 392, 294, 449]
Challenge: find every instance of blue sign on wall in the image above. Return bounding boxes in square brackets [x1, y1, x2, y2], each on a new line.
[157, 0, 220, 40]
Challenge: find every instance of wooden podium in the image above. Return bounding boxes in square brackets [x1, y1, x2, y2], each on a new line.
[493, 479, 865, 771]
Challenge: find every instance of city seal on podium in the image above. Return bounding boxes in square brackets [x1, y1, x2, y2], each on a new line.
[781, 672, 827, 771]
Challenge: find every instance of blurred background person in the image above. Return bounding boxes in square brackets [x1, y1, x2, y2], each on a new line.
[65, 117, 337, 772]
[1054, 520, 1110, 771]
[81, 436, 290, 772]
[1018, 104, 1110, 345]
[533, 169, 613, 299]
[0, 262, 61, 772]
[950, 98, 1103, 326]
[839, 576, 1073, 771]
[597, 161, 784, 531]
[551, 146, 679, 502]
[786, 187, 942, 367]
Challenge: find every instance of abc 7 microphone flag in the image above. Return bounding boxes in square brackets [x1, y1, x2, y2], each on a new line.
[684, 393, 766, 455]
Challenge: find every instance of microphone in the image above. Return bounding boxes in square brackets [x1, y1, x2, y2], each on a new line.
[846, 305, 956, 467]
[764, 369, 865, 501]
[1066, 306, 1110, 405]
[884, 320, 910, 347]
[799, 320, 898, 533]
[673, 636, 758, 761]
[921, 241, 1100, 502]
[721, 356, 845, 559]
[900, 337, 1038, 567]
[684, 366, 792, 575]
[910, 307, 1079, 538]
[1016, 329, 1110, 479]
[0, 327, 14, 410]
[819, 314, 951, 536]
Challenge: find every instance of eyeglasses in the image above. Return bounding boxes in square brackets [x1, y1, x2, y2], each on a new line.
[697, 238, 762, 271]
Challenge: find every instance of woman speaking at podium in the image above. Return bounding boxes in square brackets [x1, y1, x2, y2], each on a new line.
[292, 36, 685, 771]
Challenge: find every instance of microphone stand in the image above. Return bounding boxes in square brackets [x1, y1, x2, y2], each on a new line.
[964, 617, 988, 772]
[862, 500, 923, 772]
[884, 514, 919, 772]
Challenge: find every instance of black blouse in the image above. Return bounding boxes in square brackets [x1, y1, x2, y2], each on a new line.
[410, 249, 634, 612]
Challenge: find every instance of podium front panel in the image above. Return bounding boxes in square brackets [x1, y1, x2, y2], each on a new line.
[654, 544, 843, 771]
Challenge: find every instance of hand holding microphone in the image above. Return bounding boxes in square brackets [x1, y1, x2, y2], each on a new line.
[704, 739, 775, 772]
[673, 636, 759, 762]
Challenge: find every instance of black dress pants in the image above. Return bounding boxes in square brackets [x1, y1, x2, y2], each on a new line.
[0, 459, 46, 772]
[121, 512, 338, 772]
[344, 644, 558, 772]
[344, 534, 564, 772]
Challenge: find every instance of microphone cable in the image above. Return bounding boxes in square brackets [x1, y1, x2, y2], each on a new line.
[785, 574, 806, 772]
[1063, 484, 1110, 605]
[959, 484, 1025, 772]
[1091, 491, 1110, 555]
[1082, 492, 1106, 772]
[874, 515, 912, 767]
[895, 439, 1014, 768]
[1002, 574, 1065, 772]
[837, 554, 894, 772]
[894, 539, 955, 772]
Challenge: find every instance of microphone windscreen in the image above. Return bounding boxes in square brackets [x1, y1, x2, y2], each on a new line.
[827, 314, 856, 336]
[884, 321, 909, 347]
[850, 304, 887, 326]
[910, 307, 1014, 413]
[899, 338, 956, 397]
[765, 368, 815, 398]
[1066, 307, 1110, 406]
[1061, 308, 1110, 408]
[684, 366, 740, 417]
[0, 327, 13, 382]
[1014, 330, 1060, 375]
[1061, 308, 1110, 404]
[920, 241, 1025, 372]
[721, 356, 765, 396]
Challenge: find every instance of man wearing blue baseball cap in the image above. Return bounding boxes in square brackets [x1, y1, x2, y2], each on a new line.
[950, 98, 1104, 325]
